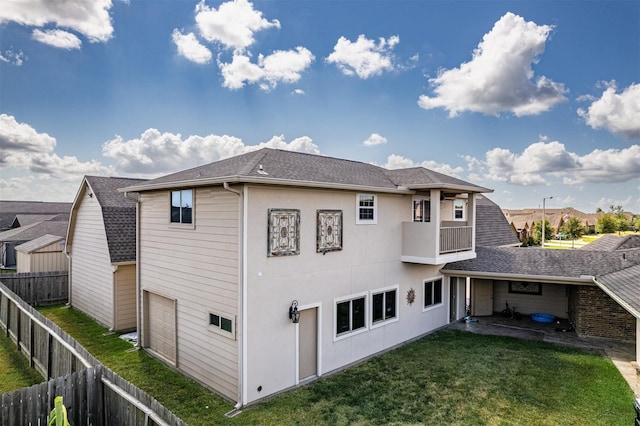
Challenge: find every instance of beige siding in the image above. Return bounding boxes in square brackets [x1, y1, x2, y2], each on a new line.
[244, 186, 445, 403]
[16, 242, 68, 273]
[493, 281, 569, 318]
[69, 189, 114, 328]
[139, 187, 240, 400]
[114, 264, 136, 331]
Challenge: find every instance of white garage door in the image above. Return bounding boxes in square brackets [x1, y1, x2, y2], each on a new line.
[145, 291, 176, 364]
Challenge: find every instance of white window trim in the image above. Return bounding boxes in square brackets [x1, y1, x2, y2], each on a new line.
[453, 199, 465, 222]
[412, 196, 431, 223]
[370, 284, 399, 329]
[333, 291, 369, 341]
[169, 189, 196, 229]
[422, 277, 444, 312]
[356, 193, 377, 225]
[208, 312, 236, 340]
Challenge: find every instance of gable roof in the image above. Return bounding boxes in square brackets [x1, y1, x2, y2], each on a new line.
[121, 148, 491, 194]
[11, 214, 57, 228]
[15, 234, 65, 253]
[475, 195, 521, 248]
[442, 246, 640, 283]
[580, 234, 640, 251]
[0, 220, 68, 243]
[68, 176, 147, 264]
[0, 201, 72, 231]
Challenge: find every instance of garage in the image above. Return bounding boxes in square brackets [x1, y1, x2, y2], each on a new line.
[144, 291, 177, 364]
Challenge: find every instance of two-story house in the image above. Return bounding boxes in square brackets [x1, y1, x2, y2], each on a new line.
[121, 148, 496, 406]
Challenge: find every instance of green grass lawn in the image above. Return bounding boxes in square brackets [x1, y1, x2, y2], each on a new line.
[38, 305, 634, 425]
[0, 332, 45, 393]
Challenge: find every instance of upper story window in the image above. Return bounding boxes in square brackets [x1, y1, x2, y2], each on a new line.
[413, 198, 431, 222]
[356, 194, 377, 224]
[171, 189, 193, 224]
[453, 200, 465, 221]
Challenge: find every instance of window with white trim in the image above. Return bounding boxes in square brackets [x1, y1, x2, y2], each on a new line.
[356, 194, 377, 224]
[171, 189, 193, 224]
[424, 278, 443, 308]
[371, 286, 398, 325]
[413, 198, 431, 222]
[453, 199, 465, 221]
[336, 294, 367, 336]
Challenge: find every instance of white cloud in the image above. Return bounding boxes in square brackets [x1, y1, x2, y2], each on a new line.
[195, 0, 280, 52]
[0, 0, 114, 43]
[577, 81, 640, 140]
[383, 154, 464, 177]
[172, 29, 212, 64]
[32, 29, 82, 50]
[0, 49, 25, 66]
[466, 138, 640, 186]
[102, 129, 319, 174]
[418, 12, 567, 117]
[218, 47, 314, 90]
[363, 133, 387, 147]
[0, 114, 111, 186]
[326, 34, 399, 78]
[292, 89, 305, 95]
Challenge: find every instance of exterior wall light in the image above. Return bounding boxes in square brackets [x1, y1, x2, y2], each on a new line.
[289, 300, 300, 324]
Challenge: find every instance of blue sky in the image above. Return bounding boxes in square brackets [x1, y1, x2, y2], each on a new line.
[1, 0, 639, 213]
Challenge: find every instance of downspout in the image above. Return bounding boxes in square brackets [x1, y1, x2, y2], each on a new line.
[223, 182, 245, 410]
[64, 245, 72, 306]
[124, 191, 142, 349]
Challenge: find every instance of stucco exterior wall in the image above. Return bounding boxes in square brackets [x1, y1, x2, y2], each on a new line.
[243, 185, 448, 403]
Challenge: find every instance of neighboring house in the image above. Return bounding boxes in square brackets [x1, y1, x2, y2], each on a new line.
[0, 200, 72, 231]
[66, 176, 147, 332]
[0, 218, 68, 269]
[121, 148, 501, 406]
[503, 207, 604, 240]
[15, 234, 67, 273]
[441, 235, 640, 361]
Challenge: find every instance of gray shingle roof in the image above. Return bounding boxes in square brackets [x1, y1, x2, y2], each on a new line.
[0, 201, 71, 231]
[475, 196, 520, 248]
[596, 263, 640, 316]
[0, 220, 68, 242]
[442, 246, 640, 280]
[122, 148, 490, 193]
[84, 176, 147, 263]
[580, 234, 640, 251]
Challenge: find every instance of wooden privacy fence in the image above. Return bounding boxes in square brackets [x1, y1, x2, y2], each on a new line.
[0, 280, 186, 426]
[0, 271, 68, 306]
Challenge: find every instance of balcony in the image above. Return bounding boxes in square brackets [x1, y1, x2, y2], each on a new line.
[401, 222, 475, 265]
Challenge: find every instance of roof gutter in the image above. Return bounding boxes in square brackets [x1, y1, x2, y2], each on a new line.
[592, 276, 640, 318]
[119, 175, 416, 195]
[439, 269, 595, 285]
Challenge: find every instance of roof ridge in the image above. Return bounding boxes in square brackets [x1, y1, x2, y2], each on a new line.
[239, 148, 272, 175]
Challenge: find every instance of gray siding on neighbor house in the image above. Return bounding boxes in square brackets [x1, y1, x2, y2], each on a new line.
[138, 187, 240, 401]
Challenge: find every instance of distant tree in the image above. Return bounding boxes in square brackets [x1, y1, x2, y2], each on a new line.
[596, 213, 617, 234]
[560, 217, 586, 247]
[633, 215, 640, 232]
[610, 205, 630, 234]
[596, 207, 603, 213]
[532, 220, 554, 245]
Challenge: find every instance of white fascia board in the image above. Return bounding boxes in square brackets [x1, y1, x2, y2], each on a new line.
[439, 269, 595, 285]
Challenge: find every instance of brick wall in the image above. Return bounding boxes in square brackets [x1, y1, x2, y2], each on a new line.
[574, 286, 636, 341]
